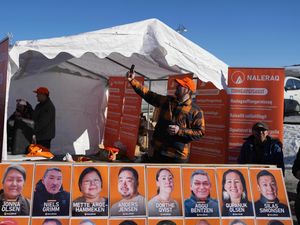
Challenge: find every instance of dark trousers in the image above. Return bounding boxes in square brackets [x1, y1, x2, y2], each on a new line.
[37, 139, 51, 149]
[150, 150, 189, 163]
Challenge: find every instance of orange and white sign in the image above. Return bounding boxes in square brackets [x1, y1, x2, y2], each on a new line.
[227, 68, 285, 163]
[190, 81, 229, 163]
[185, 218, 220, 225]
[182, 167, 220, 217]
[32, 164, 72, 217]
[249, 168, 290, 218]
[256, 219, 293, 225]
[148, 218, 183, 225]
[216, 167, 254, 217]
[71, 218, 108, 225]
[0, 217, 29, 225]
[109, 218, 146, 225]
[0, 163, 34, 216]
[72, 165, 109, 216]
[221, 218, 255, 225]
[147, 166, 182, 217]
[109, 165, 146, 217]
[104, 77, 126, 147]
[120, 77, 144, 159]
[31, 218, 69, 225]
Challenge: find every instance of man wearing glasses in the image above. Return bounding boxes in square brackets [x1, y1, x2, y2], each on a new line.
[238, 122, 284, 173]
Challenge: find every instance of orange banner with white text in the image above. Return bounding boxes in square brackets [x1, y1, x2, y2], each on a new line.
[227, 68, 285, 163]
[190, 81, 229, 163]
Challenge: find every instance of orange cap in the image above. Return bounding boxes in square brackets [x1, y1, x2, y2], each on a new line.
[175, 77, 196, 93]
[33, 87, 49, 95]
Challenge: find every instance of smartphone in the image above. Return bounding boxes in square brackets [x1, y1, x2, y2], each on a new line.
[130, 64, 135, 73]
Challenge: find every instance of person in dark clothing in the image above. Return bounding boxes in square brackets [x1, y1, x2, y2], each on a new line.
[7, 99, 34, 154]
[127, 70, 205, 163]
[32, 86, 55, 149]
[32, 167, 70, 216]
[238, 122, 284, 174]
[0, 165, 30, 216]
[292, 147, 300, 224]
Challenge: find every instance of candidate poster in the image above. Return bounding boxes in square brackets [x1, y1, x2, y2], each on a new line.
[31, 218, 69, 225]
[148, 218, 183, 225]
[0, 217, 29, 225]
[70, 218, 108, 225]
[0, 37, 9, 160]
[0, 163, 34, 216]
[255, 219, 293, 225]
[185, 218, 220, 225]
[190, 81, 229, 164]
[32, 164, 72, 216]
[109, 218, 146, 225]
[182, 167, 220, 217]
[221, 218, 255, 225]
[109, 165, 146, 217]
[227, 68, 285, 163]
[184, 218, 221, 225]
[72, 165, 109, 216]
[249, 168, 290, 218]
[216, 167, 254, 217]
[147, 166, 182, 217]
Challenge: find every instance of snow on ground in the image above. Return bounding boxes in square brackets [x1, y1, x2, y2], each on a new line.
[283, 122, 300, 223]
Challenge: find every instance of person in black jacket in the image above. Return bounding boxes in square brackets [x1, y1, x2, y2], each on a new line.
[32, 167, 70, 216]
[32, 87, 55, 149]
[292, 147, 300, 224]
[238, 122, 284, 174]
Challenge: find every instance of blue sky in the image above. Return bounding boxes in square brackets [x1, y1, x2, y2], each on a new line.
[1, 0, 299, 67]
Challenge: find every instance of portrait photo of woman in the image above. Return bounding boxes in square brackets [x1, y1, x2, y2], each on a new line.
[72, 166, 108, 216]
[148, 168, 181, 216]
[0, 165, 30, 216]
[221, 169, 254, 217]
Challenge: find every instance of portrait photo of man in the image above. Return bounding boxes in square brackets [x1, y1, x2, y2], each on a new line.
[110, 166, 146, 216]
[41, 219, 62, 225]
[32, 166, 70, 216]
[254, 170, 290, 217]
[184, 169, 219, 217]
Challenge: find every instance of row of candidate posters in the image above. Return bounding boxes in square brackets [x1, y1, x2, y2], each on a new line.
[0, 163, 292, 224]
[0, 217, 293, 225]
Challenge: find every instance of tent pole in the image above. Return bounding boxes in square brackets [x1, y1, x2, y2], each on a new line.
[106, 57, 150, 80]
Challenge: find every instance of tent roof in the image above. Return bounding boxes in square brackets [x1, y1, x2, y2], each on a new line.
[9, 18, 228, 89]
[285, 65, 300, 78]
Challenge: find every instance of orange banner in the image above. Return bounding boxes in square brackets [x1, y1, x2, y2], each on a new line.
[120, 77, 144, 159]
[190, 81, 229, 163]
[227, 68, 285, 163]
[104, 77, 126, 147]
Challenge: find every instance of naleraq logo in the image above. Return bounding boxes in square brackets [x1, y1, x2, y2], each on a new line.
[231, 71, 246, 85]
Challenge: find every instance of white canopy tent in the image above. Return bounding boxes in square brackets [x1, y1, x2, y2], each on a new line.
[3, 18, 228, 160]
